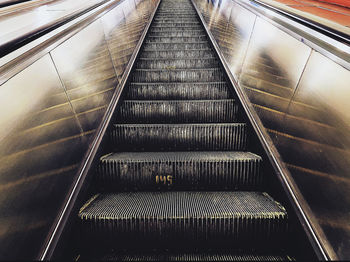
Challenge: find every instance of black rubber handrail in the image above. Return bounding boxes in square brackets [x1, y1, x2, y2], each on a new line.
[248, 0, 350, 45]
[0, 0, 112, 58]
[0, 0, 32, 8]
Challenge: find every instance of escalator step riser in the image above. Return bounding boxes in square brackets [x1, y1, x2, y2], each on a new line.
[140, 49, 214, 59]
[148, 30, 205, 37]
[136, 58, 219, 69]
[154, 18, 199, 22]
[79, 192, 287, 246]
[117, 100, 238, 123]
[132, 68, 225, 82]
[152, 22, 201, 27]
[99, 251, 295, 262]
[110, 123, 247, 151]
[126, 82, 230, 100]
[143, 42, 209, 50]
[99, 252, 294, 261]
[97, 151, 262, 190]
[146, 36, 207, 43]
[149, 27, 202, 32]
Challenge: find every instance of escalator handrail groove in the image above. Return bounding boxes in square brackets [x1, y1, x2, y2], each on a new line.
[0, 0, 128, 86]
[0, 0, 113, 58]
[234, 0, 350, 69]
[247, 0, 350, 44]
[38, 0, 161, 259]
[0, 0, 32, 8]
[190, 0, 338, 260]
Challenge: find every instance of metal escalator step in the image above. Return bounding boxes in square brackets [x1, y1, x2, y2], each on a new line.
[143, 42, 209, 50]
[140, 49, 214, 59]
[136, 57, 218, 69]
[110, 123, 247, 151]
[126, 82, 230, 100]
[148, 30, 205, 37]
[98, 250, 295, 261]
[146, 36, 207, 43]
[149, 27, 202, 32]
[152, 22, 201, 27]
[97, 151, 262, 190]
[154, 18, 199, 22]
[79, 192, 287, 246]
[117, 99, 237, 123]
[132, 68, 225, 82]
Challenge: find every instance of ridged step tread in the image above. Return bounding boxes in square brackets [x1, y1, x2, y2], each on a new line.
[148, 30, 205, 37]
[143, 42, 209, 50]
[110, 123, 247, 151]
[97, 251, 295, 261]
[152, 22, 201, 27]
[132, 68, 225, 82]
[149, 26, 202, 32]
[146, 36, 207, 43]
[136, 57, 219, 69]
[126, 82, 230, 100]
[97, 151, 262, 190]
[117, 99, 238, 123]
[79, 192, 288, 245]
[140, 49, 214, 59]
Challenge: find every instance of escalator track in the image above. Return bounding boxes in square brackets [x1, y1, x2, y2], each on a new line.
[65, 0, 311, 259]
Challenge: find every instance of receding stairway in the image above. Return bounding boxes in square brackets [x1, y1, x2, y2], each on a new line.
[74, 0, 297, 260]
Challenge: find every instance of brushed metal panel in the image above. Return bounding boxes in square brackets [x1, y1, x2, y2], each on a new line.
[239, 17, 311, 133]
[50, 20, 117, 132]
[0, 54, 85, 259]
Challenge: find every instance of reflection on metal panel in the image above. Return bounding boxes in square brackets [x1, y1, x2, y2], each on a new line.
[239, 17, 311, 132]
[0, 0, 156, 259]
[285, 52, 350, 259]
[51, 20, 117, 133]
[195, 0, 350, 259]
[0, 54, 85, 259]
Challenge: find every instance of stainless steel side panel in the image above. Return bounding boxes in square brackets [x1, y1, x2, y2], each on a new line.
[194, 0, 350, 259]
[0, 0, 157, 259]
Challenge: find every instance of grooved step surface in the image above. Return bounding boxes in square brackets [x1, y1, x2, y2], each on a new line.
[79, 192, 287, 244]
[148, 30, 206, 37]
[97, 151, 262, 190]
[99, 251, 294, 261]
[140, 49, 214, 58]
[111, 123, 247, 151]
[146, 36, 207, 43]
[144, 42, 209, 50]
[126, 82, 230, 100]
[136, 57, 218, 69]
[132, 68, 225, 82]
[117, 99, 237, 123]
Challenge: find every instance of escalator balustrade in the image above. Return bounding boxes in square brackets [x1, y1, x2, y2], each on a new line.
[74, 0, 297, 259]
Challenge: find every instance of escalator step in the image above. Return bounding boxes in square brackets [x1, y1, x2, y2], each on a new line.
[79, 192, 287, 246]
[132, 68, 225, 82]
[148, 30, 205, 37]
[110, 123, 247, 151]
[97, 251, 295, 261]
[143, 42, 209, 50]
[126, 82, 230, 100]
[140, 49, 214, 59]
[146, 36, 207, 43]
[117, 99, 237, 123]
[97, 151, 262, 190]
[136, 57, 219, 69]
[151, 22, 201, 27]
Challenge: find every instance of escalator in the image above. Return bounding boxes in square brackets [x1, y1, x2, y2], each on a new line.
[60, 0, 317, 260]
